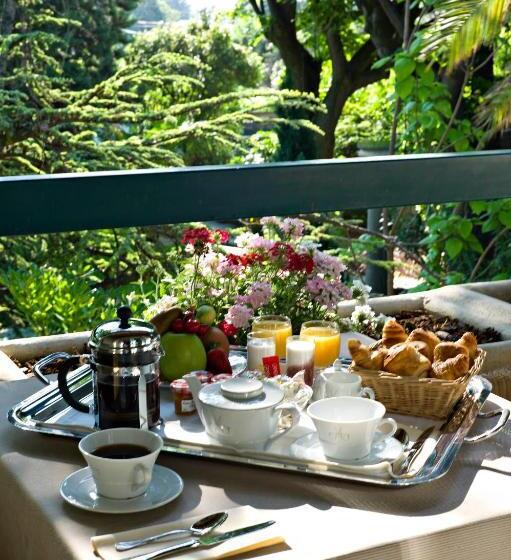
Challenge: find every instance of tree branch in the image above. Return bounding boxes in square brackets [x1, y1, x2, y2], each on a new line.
[468, 227, 509, 282]
[248, 0, 264, 16]
[327, 28, 348, 80]
[376, 0, 404, 39]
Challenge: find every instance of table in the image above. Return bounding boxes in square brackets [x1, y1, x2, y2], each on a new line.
[1, 378, 511, 560]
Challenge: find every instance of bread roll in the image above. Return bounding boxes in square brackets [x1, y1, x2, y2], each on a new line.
[456, 332, 478, 363]
[382, 318, 408, 348]
[348, 339, 375, 369]
[431, 353, 470, 381]
[383, 343, 431, 376]
[434, 342, 469, 362]
[407, 328, 440, 361]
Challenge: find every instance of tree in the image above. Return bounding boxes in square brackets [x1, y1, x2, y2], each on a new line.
[246, 0, 407, 159]
[0, 2, 323, 175]
[133, 0, 191, 23]
[1, 0, 139, 89]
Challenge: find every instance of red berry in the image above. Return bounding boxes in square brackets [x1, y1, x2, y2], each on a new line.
[170, 318, 184, 333]
[184, 319, 201, 334]
[183, 310, 195, 322]
[198, 324, 210, 336]
[206, 348, 232, 375]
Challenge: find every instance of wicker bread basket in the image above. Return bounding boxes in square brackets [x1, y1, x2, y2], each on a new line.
[350, 348, 486, 420]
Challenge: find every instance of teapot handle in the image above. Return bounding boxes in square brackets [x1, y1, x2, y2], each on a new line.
[57, 355, 91, 414]
[268, 403, 300, 443]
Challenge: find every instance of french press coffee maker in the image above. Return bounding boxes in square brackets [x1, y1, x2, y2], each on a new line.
[43, 307, 162, 429]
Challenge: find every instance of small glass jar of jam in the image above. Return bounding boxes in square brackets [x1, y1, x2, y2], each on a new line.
[170, 379, 196, 416]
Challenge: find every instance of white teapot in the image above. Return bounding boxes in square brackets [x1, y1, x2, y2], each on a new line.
[312, 359, 375, 401]
[184, 373, 300, 448]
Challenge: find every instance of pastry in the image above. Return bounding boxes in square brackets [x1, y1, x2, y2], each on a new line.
[408, 340, 432, 361]
[348, 339, 374, 369]
[456, 332, 478, 363]
[382, 318, 408, 348]
[383, 343, 431, 376]
[433, 342, 469, 362]
[431, 353, 470, 381]
[407, 328, 440, 361]
[370, 348, 387, 370]
[348, 339, 386, 370]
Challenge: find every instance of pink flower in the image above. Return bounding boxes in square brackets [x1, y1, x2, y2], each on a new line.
[260, 216, 282, 227]
[237, 281, 272, 309]
[217, 255, 243, 276]
[225, 304, 254, 329]
[306, 276, 351, 309]
[281, 218, 305, 239]
[313, 251, 346, 278]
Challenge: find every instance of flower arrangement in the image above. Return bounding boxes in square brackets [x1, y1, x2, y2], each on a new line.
[163, 217, 356, 343]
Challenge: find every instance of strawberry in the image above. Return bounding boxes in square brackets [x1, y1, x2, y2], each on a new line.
[184, 319, 201, 334]
[198, 324, 210, 337]
[206, 348, 232, 375]
[169, 318, 184, 333]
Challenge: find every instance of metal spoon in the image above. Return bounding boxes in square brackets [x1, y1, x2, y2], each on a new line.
[115, 512, 228, 552]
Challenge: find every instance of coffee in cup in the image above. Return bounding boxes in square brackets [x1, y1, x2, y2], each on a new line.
[307, 397, 397, 461]
[79, 428, 163, 499]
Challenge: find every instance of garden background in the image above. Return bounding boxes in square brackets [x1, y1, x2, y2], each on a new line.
[2, 0, 511, 338]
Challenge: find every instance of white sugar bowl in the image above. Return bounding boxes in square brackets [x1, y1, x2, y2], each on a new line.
[184, 374, 300, 448]
[313, 359, 375, 401]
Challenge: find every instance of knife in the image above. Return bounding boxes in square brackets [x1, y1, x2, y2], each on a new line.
[392, 425, 436, 477]
[128, 520, 276, 560]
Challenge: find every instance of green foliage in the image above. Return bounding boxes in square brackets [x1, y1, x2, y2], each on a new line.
[133, 0, 190, 23]
[0, 227, 181, 335]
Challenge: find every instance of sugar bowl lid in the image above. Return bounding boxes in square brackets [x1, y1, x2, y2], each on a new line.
[89, 306, 160, 355]
[199, 375, 283, 410]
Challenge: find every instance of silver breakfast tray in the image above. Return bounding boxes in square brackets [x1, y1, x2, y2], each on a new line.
[8, 368, 509, 487]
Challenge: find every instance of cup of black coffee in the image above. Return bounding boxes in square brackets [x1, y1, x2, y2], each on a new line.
[79, 428, 163, 499]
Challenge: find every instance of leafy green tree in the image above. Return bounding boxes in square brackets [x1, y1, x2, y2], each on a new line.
[244, 0, 410, 159]
[133, 0, 190, 23]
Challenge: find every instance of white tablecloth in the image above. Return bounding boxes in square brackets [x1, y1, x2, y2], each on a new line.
[1, 378, 511, 560]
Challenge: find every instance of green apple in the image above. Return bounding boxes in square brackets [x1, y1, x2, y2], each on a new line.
[160, 333, 207, 381]
[196, 304, 216, 326]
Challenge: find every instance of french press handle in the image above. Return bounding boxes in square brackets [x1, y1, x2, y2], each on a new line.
[33, 352, 91, 413]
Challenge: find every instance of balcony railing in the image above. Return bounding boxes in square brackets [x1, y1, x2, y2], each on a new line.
[1, 150, 511, 236]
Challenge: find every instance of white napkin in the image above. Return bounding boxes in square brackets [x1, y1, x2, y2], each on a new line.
[91, 506, 287, 560]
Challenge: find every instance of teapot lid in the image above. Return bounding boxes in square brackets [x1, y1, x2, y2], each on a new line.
[322, 359, 357, 382]
[89, 306, 160, 356]
[199, 375, 283, 410]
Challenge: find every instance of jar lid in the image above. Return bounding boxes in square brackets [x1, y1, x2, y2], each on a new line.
[89, 306, 160, 356]
[171, 379, 192, 396]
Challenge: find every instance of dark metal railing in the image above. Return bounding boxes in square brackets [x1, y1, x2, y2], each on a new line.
[1, 150, 511, 236]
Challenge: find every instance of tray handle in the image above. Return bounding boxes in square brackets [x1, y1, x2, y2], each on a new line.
[464, 407, 510, 444]
[34, 352, 75, 385]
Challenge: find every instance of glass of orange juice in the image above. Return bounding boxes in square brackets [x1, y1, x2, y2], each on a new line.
[300, 321, 340, 368]
[252, 315, 292, 359]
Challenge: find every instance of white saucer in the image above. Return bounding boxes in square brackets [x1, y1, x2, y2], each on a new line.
[290, 432, 404, 467]
[60, 465, 183, 514]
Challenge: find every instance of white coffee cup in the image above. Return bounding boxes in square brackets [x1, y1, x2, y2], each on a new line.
[79, 428, 163, 499]
[313, 361, 375, 401]
[307, 397, 397, 461]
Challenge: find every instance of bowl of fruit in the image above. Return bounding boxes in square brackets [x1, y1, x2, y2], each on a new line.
[150, 303, 246, 383]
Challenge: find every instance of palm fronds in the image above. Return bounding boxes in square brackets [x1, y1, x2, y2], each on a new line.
[423, 0, 510, 71]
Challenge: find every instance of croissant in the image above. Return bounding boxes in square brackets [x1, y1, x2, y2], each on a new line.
[407, 329, 440, 361]
[348, 339, 386, 370]
[382, 318, 408, 348]
[434, 342, 469, 363]
[456, 332, 477, 363]
[370, 348, 387, 370]
[431, 353, 470, 381]
[408, 340, 431, 361]
[348, 339, 374, 369]
[383, 343, 431, 377]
